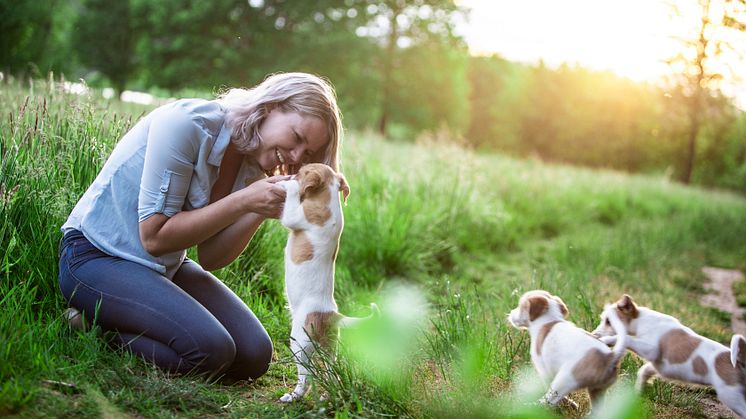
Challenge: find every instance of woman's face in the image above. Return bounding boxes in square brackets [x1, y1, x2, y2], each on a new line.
[251, 109, 328, 173]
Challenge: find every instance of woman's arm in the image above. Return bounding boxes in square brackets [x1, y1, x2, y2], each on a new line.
[196, 212, 266, 271]
[139, 178, 285, 257]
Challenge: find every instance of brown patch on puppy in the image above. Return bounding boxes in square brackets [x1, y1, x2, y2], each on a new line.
[528, 296, 549, 321]
[715, 351, 741, 385]
[615, 295, 639, 322]
[291, 231, 314, 264]
[693, 356, 708, 376]
[337, 172, 350, 202]
[660, 330, 702, 364]
[536, 321, 560, 355]
[304, 311, 338, 347]
[573, 349, 615, 385]
[297, 164, 334, 226]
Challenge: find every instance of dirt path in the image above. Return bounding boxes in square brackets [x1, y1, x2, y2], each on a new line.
[698, 267, 746, 419]
[700, 267, 746, 336]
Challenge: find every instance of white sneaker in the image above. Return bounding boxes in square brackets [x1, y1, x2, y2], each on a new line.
[63, 307, 87, 331]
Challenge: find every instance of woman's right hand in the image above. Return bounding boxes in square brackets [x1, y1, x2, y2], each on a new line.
[239, 175, 291, 219]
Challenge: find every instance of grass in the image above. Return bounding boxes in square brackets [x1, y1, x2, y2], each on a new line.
[2, 76, 746, 418]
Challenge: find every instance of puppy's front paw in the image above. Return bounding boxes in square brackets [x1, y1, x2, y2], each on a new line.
[279, 392, 297, 403]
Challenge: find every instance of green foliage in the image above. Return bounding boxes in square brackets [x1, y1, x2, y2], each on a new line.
[3, 79, 746, 417]
[73, 0, 134, 93]
[0, 0, 54, 74]
[2, 1, 746, 190]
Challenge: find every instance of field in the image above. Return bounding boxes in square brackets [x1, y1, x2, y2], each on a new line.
[2, 80, 746, 418]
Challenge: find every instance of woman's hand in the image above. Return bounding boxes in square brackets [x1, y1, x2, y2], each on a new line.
[239, 175, 291, 219]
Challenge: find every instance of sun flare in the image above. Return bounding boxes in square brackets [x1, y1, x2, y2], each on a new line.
[458, 0, 746, 104]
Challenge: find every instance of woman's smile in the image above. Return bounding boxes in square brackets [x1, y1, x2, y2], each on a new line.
[253, 109, 328, 173]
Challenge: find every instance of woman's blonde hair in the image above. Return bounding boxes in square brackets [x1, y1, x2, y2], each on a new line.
[218, 72, 343, 173]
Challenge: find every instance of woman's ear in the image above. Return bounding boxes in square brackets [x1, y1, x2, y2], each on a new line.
[337, 173, 350, 203]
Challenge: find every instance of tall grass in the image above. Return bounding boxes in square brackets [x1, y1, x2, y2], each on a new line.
[2, 77, 746, 418]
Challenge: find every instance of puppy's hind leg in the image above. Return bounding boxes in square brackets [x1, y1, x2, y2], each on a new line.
[539, 371, 579, 408]
[279, 325, 315, 403]
[635, 362, 658, 393]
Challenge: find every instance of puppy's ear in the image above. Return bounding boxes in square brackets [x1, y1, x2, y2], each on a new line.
[553, 296, 569, 318]
[528, 296, 549, 321]
[617, 294, 639, 318]
[337, 172, 350, 203]
[300, 169, 323, 201]
[730, 335, 746, 368]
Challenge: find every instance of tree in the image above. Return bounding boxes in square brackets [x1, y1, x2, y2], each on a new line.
[73, 0, 134, 94]
[0, 0, 56, 75]
[351, 0, 467, 136]
[666, 0, 746, 183]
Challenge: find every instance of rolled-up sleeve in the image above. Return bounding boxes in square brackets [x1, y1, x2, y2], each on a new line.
[138, 108, 199, 222]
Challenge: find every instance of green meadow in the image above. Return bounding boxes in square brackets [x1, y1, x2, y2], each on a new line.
[2, 80, 746, 418]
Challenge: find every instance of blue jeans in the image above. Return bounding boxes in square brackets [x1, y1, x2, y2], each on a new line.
[58, 229, 272, 380]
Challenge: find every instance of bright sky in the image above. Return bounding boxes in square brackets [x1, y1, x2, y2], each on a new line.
[456, 0, 746, 108]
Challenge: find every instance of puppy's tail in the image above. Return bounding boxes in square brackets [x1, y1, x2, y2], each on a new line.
[337, 303, 380, 328]
[730, 334, 746, 368]
[604, 304, 628, 364]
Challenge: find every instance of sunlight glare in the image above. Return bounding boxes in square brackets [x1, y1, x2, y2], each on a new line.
[457, 0, 746, 107]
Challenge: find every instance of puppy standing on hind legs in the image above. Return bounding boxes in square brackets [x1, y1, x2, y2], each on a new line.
[593, 294, 746, 418]
[508, 290, 628, 413]
[277, 163, 377, 403]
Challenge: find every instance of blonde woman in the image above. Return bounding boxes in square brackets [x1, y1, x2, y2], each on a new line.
[58, 73, 343, 380]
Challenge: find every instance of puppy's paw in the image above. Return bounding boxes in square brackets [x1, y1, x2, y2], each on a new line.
[279, 392, 297, 403]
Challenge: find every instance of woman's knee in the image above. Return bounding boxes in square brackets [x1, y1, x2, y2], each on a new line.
[227, 333, 273, 380]
[190, 327, 237, 374]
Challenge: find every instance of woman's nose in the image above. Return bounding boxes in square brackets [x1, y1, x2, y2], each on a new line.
[289, 146, 305, 164]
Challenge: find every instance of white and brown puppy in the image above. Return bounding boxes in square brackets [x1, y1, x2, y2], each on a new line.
[277, 163, 376, 403]
[508, 290, 628, 411]
[593, 294, 746, 417]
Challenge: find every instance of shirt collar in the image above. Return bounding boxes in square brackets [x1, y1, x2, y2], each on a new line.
[208, 122, 231, 166]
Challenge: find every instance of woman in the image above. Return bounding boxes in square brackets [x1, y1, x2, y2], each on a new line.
[58, 72, 343, 381]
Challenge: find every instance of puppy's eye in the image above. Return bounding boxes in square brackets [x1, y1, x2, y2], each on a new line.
[604, 318, 611, 326]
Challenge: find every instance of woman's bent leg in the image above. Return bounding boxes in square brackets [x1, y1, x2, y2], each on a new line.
[171, 260, 273, 380]
[58, 231, 236, 375]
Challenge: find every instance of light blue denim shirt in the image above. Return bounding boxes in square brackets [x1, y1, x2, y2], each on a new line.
[62, 99, 265, 278]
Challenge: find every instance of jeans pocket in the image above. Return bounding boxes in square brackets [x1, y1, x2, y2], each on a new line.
[66, 236, 105, 271]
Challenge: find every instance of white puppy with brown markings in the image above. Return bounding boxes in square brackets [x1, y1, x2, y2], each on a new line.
[592, 294, 746, 417]
[508, 290, 628, 411]
[277, 163, 377, 403]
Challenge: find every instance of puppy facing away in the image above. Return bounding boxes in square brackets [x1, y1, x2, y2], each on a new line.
[277, 163, 377, 403]
[508, 290, 628, 411]
[593, 294, 746, 417]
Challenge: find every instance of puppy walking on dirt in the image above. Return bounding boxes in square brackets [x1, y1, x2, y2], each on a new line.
[508, 290, 628, 412]
[277, 163, 377, 403]
[593, 294, 746, 417]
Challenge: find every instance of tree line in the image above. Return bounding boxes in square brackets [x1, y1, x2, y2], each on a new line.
[2, 0, 745, 190]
